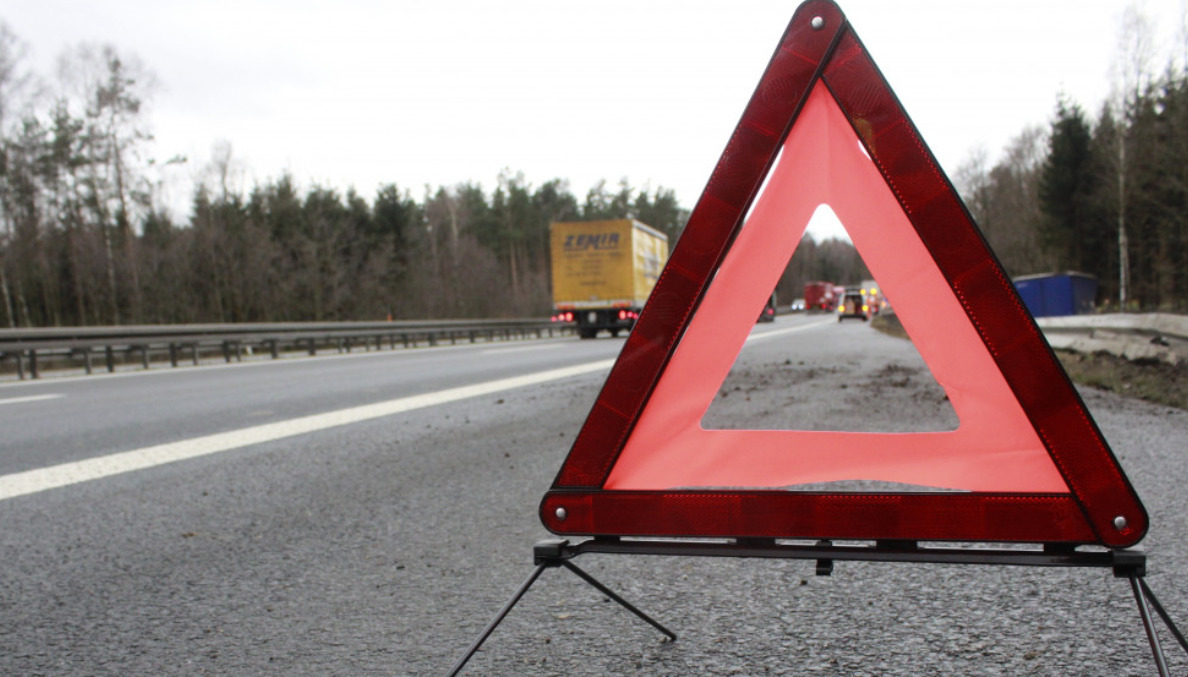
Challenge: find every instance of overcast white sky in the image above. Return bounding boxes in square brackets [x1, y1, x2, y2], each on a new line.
[3, 0, 1186, 232]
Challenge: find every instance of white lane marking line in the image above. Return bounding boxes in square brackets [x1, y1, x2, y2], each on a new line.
[745, 318, 835, 344]
[0, 358, 615, 502]
[0, 394, 64, 406]
[480, 344, 564, 355]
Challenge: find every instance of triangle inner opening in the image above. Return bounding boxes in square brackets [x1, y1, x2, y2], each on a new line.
[701, 205, 959, 434]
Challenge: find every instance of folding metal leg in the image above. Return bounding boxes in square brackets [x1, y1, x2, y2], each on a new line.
[1138, 578, 1188, 655]
[446, 563, 549, 677]
[561, 560, 677, 642]
[1130, 576, 1172, 677]
[446, 540, 675, 676]
[1127, 576, 1188, 677]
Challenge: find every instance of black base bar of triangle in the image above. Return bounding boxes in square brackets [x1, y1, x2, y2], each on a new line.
[446, 538, 1187, 676]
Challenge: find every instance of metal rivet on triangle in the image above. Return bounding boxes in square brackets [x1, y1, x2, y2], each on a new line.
[555, 507, 568, 521]
[1114, 515, 1128, 530]
[811, 16, 825, 30]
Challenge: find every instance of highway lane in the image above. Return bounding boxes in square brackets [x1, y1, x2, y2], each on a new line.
[0, 314, 1183, 676]
[0, 314, 832, 483]
[0, 325, 638, 674]
[0, 333, 628, 478]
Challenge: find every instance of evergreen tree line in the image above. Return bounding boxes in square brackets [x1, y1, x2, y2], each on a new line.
[958, 50, 1188, 311]
[776, 236, 870, 306]
[0, 24, 866, 327]
[8, 14, 1186, 326]
[4, 150, 693, 325]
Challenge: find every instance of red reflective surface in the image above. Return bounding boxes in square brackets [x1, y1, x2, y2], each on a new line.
[541, 492, 1095, 544]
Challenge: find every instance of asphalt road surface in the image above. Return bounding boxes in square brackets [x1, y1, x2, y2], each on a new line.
[0, 315, 1185, 675]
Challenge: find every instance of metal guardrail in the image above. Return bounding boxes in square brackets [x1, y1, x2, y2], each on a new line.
[0, 319, 576, 380]
[4, 313, 1180, 381]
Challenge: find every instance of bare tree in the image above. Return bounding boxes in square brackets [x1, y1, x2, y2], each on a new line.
[956, 127, 1052, 277]
[208, 139, 237, 203]
[954, 146, 991, 223]
[1108, 4, 1158, 308]
[55, 43, 156, 323]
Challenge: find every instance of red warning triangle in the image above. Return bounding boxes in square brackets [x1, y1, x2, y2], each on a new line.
[540, 0, 1146, 547]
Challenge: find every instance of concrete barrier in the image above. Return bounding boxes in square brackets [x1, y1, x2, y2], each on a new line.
[1037, 313, 1188, 364]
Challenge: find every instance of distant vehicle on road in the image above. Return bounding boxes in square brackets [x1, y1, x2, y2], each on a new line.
[804, 281, 836, 312]
[860, 279, 886, 315]
[837, 290, 869, 322]
[757, 292, 777, 323]
[549, 219, 669, 339]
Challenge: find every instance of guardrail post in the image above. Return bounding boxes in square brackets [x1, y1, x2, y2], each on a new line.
[83, 348, 93, 375]
[268, 339, 279, 359]
[29, 350, 38, 379]
[190, 344, 199, 365]
[169, 343, 179, 368]
[15, 351, 25, 380]
[401, 334, 409, 348]
[105, 346, 115, 373]
[428, 332, 437, 347]
[139, 345, 150, 370]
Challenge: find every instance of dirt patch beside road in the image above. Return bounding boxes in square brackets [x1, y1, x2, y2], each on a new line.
[1055, 350, 1188, 410]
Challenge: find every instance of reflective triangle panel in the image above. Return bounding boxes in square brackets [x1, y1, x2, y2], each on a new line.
[541, 0, 1147, 547]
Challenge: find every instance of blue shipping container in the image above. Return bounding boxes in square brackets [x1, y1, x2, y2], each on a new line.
[1013, 272, 1098, 317]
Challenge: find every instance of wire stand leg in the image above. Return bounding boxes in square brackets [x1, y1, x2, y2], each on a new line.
[562, 561, 677, 642]
[446, 563, 548, 677]
[1138, 578, 1188, 655]
[1129, 575, 1171, 677]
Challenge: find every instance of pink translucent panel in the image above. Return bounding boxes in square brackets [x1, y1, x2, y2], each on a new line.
[604, 85, 1066, 494]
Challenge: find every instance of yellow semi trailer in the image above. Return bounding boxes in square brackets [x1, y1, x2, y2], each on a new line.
[549, 219, 669, 339]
